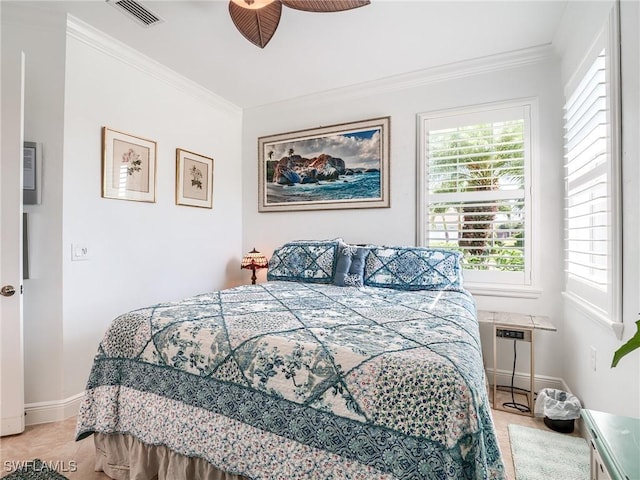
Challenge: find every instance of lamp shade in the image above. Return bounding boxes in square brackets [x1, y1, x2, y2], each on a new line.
[241, 248, 269, 270]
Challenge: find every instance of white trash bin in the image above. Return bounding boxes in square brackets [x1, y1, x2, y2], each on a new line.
[534, 388, 581, 433]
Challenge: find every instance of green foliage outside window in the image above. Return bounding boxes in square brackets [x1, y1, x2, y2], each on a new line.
[428, 121, 525, 272]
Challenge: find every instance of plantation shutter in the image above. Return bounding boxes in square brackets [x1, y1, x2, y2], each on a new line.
[419, 104, 531, 286]
[563, 13, 621, 326]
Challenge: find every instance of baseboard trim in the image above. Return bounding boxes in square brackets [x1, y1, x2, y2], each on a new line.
[486, 368, 569, 395]
[24, 392, 84, 426]
[487, 369, 588, 438]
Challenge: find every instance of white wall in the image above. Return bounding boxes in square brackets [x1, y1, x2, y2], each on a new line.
[555, 0, 640, 417]
[242, 51, 567, 382]
[60, 18, 244, 398]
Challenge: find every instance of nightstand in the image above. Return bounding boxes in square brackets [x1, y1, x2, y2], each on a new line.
[478, 310, 556, 416]
[582, 409, 640, 480]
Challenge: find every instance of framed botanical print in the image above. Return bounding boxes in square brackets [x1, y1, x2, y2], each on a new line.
[175, 148, 214, 209]
[102, 127, 157, 203]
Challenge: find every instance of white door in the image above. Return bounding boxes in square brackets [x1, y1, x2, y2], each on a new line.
[0, 49, 26, 436]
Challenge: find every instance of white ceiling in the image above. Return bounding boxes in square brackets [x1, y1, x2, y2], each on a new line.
[20, 0, 568, 108]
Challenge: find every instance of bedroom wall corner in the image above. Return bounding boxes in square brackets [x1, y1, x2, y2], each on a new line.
[60, 17, 244, 400]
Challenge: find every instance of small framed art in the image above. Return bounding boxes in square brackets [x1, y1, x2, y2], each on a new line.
[23, 141, 41, 205]
[102, 127, 157, 203]
[175, 148, 214, 209]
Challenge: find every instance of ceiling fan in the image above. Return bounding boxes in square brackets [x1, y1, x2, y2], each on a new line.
[229, 0, 370, 48]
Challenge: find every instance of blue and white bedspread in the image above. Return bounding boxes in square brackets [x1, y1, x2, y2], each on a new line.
[76, 281, 505, 479]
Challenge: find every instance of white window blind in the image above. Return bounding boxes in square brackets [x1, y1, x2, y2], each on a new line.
[564, 50, 608, 300]
[563, 13, 621, 328]
[418, 103, 532, 287]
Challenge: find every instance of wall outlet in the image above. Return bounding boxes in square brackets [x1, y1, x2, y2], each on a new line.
[590, 346, 597, 372]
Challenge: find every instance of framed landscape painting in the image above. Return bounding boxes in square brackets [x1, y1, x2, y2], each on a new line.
[175, 148, 214, 209]
[102, 127, 157, 203]
[258, 116, 390, 212]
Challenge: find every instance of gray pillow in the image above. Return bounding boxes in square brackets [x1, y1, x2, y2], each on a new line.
[333, 242, 369, 287]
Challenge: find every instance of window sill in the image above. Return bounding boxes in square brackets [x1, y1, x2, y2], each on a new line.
[465, 283, 542, 299]
[562, 291, 624, 340]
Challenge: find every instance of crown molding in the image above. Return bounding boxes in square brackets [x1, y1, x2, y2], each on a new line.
[65, 12, 555, 115]
[249, 44, 557, 111]
[66, 15, 242, 116]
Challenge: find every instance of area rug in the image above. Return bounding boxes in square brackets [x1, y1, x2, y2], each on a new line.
[2, 459, 69, 480]
[508, 424, 590, 480]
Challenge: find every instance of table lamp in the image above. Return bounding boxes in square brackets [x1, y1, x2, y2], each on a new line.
[241, 248, 269, 284]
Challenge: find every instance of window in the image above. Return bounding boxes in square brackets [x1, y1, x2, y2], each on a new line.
[563, 9, 621, 331]
[417, 101, 533, 291]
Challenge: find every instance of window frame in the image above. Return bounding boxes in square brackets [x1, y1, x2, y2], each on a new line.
[562, 5, 622, 337]
[417, 98, 539, 298]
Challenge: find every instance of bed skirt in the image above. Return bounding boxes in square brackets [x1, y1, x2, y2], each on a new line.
[93, 433, 248, 480]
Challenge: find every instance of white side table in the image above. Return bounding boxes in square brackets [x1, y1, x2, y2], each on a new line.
[478, 310, 556, 416]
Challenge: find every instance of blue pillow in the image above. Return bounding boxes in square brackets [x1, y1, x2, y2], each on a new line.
[363, 246, 463, 291]
[267, 240, 339, 284]
[333, 242, 369, 287]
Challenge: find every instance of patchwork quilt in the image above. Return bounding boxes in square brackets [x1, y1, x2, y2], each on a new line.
[76, 281, 505, 479]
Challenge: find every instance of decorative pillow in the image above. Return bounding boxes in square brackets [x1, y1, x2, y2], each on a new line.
[286, 238, 343, 244]
[333, 242, 369, 287]
[363, 246, 463, 291]
[267, 240, 340, 284]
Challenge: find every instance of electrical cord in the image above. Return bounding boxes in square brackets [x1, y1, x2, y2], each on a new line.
[500, 339, 531, 413]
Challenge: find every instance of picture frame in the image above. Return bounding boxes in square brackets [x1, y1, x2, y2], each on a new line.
[23, 141, 42, 205]
[175, 148, 214, 209]
[258, 116, 390, 212]
[102, 127, 157, 203]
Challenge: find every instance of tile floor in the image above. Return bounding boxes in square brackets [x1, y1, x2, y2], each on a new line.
[0, 390, 583, 480]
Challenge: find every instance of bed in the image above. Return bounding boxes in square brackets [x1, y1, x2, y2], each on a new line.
[76, 240, 506, 480]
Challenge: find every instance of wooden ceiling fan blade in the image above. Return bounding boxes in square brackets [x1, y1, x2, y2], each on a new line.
[229, 0, 282, 48]
[281, 0, 370, 12]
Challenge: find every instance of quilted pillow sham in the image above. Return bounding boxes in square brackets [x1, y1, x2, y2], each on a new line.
[363, 246, 463, 291]
[333, 242, 369, 287]
[267, 240, 340, 284]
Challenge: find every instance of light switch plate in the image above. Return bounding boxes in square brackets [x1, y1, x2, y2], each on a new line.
[71, 243, 90, 261]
